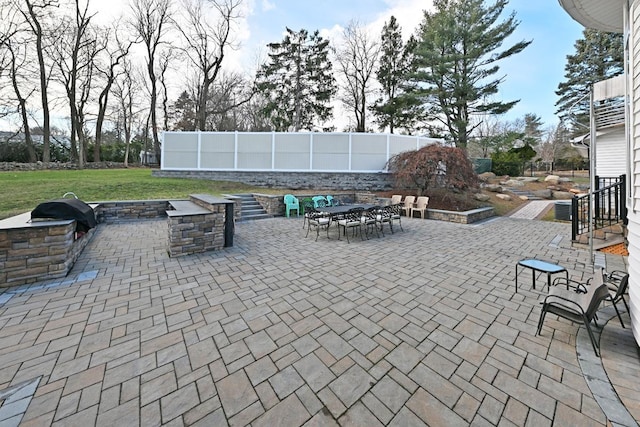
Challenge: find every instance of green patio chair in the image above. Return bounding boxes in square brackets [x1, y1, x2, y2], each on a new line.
[284, 194, 300, 217]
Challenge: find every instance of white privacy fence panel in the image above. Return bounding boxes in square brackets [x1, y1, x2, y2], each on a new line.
[161, 132, 443, 172]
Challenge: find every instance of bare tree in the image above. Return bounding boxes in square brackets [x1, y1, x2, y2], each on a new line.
[112, 58, 140, 167]
[94, 22, 133, 162]
[5, 40, 38, 161]
[130, 0, 171, 164]
[175, 0, 243, 131]
[334, 21, 380, 132]
[16, 0, 59, 163]
[51, 0, 100, 167]
[157, 47, 173, 132]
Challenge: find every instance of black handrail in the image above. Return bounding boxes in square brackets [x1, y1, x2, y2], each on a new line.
[571, 174, 626, 241]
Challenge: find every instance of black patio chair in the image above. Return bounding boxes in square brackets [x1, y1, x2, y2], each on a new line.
[336, 207, 364, 243]
[305, 211, 332, 241]
[604, 270, 630, 327]
[536, 269, 618, 356]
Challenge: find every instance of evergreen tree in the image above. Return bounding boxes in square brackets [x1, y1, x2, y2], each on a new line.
[371, 16, 422, 134]
[170, 91, 197, 131]
[256, 28, 336, 131]
[555, 29, 624, 134]
[413, 0, 531, 149]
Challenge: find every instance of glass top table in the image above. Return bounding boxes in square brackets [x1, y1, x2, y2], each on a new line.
[515, 259, 568, 293]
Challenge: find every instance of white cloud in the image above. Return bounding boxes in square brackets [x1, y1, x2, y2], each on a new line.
[261, 0, 275, 12]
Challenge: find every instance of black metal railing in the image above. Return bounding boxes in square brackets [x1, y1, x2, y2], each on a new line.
[571, 175, 627, 241]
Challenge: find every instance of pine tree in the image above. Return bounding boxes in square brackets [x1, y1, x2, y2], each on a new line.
[256, 28, 336, 131]
[371, 16, 422, 134]
[413, 0, 531, 149]
[555, 29, 624, 134]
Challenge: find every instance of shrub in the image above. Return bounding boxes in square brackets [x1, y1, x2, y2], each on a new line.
[386, 144, 478, 195]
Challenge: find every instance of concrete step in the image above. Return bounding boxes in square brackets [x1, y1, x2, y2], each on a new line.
[230, 194, 272, 221]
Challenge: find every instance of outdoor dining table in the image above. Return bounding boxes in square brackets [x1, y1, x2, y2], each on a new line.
[317, 204, 375, 215]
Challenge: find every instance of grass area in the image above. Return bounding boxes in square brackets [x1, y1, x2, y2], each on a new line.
[0, 168, 281, 220]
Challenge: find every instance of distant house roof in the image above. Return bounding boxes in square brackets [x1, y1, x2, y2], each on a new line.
[558, 0, 624, 32]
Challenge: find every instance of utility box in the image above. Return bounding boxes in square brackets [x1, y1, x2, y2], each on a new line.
[555, 201, 572, 221]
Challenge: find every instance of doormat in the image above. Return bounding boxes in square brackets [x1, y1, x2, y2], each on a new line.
[598, 243, 629, 256]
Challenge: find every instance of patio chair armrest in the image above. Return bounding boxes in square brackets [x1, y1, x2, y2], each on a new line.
[551, 277, 588, 292]
[542, 293, 586, 315]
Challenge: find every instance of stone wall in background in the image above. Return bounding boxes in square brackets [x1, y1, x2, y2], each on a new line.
[152, 170, 395, 192]
[0, 162, 130, 171]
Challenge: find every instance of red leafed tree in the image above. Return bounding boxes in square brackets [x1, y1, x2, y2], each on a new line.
[387, 144, 478, 195]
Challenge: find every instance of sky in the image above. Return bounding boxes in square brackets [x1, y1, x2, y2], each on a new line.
[20, 0, 587, 133]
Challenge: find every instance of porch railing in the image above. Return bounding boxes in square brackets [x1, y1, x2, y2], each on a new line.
[571, 175, 627, 241]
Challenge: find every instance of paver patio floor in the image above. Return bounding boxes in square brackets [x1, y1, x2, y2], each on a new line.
[0, 215, 637, 426]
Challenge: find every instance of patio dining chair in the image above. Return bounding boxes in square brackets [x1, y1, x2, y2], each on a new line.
[337, 207, 365, 243]
[312, 196, 328, 208]
[390, 195, 403, 205]
[401, 195, 415, 217]
[301, 198, 315, 229]
[283, 194, 300, 218]
[536, 269, 619, 356]
[361, 207, 380, 239]
[305, 211, 332, 241]
[387, 203, 403, 232]
[410, 196, 429, 219]
[374, 206, 392, 236]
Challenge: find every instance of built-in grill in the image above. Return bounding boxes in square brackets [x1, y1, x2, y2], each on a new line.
[31, 198, 97, 232]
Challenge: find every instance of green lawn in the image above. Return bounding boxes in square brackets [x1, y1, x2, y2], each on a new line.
[0, 168, 279, 220]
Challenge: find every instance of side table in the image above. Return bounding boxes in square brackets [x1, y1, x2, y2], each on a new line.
[515, 259, 568, 293]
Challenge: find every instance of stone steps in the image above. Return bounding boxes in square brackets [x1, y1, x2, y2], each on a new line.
[232, 194, 272, 221]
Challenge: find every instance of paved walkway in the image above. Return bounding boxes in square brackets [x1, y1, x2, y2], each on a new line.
[508, 200, 556, 219]
[0, 216, 637, 426]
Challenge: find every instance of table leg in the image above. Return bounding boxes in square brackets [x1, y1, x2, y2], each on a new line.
[532, 269, 536, 290]
[515, 265, 519, 293]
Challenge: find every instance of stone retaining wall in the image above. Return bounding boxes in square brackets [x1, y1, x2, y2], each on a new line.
[152, 170, 395, 191]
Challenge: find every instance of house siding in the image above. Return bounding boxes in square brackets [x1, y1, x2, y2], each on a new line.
[628, 0, 640, 347]
[596, 127, 627, 177]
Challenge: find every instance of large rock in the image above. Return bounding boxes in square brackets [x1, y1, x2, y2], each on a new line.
[533, 189, 553, 199]
[496, 194, 511, 201]
[503, 179, 524, 187]
[484, 184, 503, 192]
[478, 172, 496, 182]
[474, 193, 491, 202]
[552, 191, 574, 199]
[544, 175, 560, 185]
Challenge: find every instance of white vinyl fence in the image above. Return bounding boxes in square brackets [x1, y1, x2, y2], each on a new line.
[161, 132, 443, 172]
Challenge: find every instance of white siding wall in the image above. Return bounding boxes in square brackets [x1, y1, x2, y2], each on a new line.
[628, 0, 640, 348]
[595, 127, 627, 177]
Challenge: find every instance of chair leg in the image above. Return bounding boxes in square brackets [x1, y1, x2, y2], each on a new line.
[536, 309, 547, 335]
[621, 295, 630, 313]
[611, 299, 625, 328]
[583, 320, 600, 356]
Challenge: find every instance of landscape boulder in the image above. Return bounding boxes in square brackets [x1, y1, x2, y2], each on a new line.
[478, 172, 496, 182]
[474, 193, 491, 202]
[533, 189, 553, 199]
[496, 194, 511, 201]
[552, 191, 574, 199]
[502, 179, 524, 187]
[544, 175, 560, 185]
[484, 184, 503, 192]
